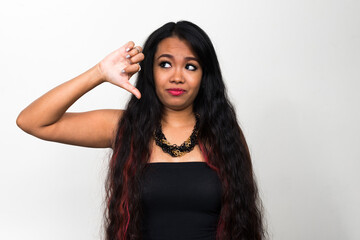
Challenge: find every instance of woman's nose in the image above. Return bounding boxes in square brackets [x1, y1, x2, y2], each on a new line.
[170, 68, 184, 83]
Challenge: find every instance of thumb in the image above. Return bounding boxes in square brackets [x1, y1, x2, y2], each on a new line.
[120, 81, 142, 99]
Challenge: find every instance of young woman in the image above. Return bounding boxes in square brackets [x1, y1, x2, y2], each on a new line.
[17, 21, 265, 240]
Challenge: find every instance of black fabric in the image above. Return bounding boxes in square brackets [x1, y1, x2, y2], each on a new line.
[140, 162, 222, 240]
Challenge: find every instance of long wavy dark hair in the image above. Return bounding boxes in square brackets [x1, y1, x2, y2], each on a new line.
[104, 20, 265, 240]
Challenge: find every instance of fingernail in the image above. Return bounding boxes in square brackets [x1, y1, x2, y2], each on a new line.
[121, 69, 126, 73]
[126, 48, 130, 52]
[126, 54, 130, 59]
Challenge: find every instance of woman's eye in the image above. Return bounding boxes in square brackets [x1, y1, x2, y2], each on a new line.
[159, 61, 171, 68]
[186, 64, 197, 71]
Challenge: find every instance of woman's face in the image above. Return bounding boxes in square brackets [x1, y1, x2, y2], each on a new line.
[153, 37, 202, 111]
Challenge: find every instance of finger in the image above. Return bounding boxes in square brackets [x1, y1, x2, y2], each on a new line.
[134, 46, 142, 53]
[122, 64, 141, 74]
[124, 41, 135, 52]
[130, 53, 144, 64]
[121, 81, 142, 99]
[126, 46, 143, 59]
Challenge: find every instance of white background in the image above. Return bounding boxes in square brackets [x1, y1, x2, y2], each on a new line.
[1, 0, 359, 239]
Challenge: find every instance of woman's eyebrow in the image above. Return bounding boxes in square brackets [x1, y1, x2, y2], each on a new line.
[157, 54, 199, 62]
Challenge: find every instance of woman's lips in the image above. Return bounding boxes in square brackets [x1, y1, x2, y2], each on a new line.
[166, 88, 186, 96]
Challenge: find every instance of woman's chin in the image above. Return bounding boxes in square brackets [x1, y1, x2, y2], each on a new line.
[162, 102, 193, 112]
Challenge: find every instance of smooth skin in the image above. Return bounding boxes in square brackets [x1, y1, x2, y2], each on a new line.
[16, 41, 142, 148]
[17, 37, 206, 162]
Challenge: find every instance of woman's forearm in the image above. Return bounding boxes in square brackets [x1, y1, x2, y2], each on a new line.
[16, 64, 104, 132]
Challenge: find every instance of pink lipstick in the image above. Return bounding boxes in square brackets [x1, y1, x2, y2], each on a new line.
[167, 88, 186, 96]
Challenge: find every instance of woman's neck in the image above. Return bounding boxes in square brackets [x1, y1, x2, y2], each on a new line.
[161, 106, 196, 128]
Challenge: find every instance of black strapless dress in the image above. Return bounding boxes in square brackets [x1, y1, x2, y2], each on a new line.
[140, 162, 222, 240]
